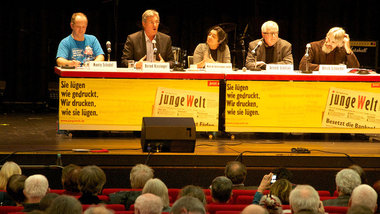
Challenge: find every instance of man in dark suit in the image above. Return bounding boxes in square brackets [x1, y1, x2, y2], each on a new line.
[121, 9, 174, 69]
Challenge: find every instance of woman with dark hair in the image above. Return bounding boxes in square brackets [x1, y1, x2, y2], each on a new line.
[78, 165, 106, 204]
[193, 26, 230, 68]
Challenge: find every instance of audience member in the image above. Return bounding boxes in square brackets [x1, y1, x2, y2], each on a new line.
[210, 176, 233, 204]
[347, 205, 374, 214]
[272, 168, 294, 183]
[289, 185, 324, 214]
[349, 164, 368, 184]
[22, 174, 50, 212]
[270, 179, 292, 205]
[241, 204, 268, 214]
[134, 193, 163, 214]
[224, 161, 255, 189]
[323, 168, 361, 207]
[142, 178, 171, 212]
[46, 195, 82, 214]
[84, 205, 115, 214]
[253, 172, 273, 204]
[348, 184, 378, 213]
[109, 164, 154, 209]
[259, 194, 283, 214]
[171, 196, 206, 214]
[6, 174, 27, 206]
[61, 164, 81, 195]
[39, 193, 59, 211]
[178, 185, 206, 205]
[0, 161, 22, 190]
[78, 165, 107, 204]
[373, 180, 380, 213]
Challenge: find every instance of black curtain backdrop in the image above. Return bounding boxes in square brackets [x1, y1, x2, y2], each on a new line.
[0, 0, 379, 102]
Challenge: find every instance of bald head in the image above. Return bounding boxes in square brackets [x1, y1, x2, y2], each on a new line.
[241, 204, 268, 214]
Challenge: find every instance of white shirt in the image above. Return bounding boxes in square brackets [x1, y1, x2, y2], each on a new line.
[145, 32, 157, 62]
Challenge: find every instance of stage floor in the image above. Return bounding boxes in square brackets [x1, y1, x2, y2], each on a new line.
[1, 111, 380, 189]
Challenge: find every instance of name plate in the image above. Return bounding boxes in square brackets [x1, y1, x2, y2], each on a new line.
[142, 62, 170, 72]
[266, 64, 294, 72]
[205, 63, 232, 72]
[319, 64, 347, 73]
[89, 61, 117, 71]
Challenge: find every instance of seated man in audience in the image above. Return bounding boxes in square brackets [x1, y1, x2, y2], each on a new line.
[323, 168, 361, 207]
[22, 174, 50, 212]
[210, 176, 233, 204]
[46, 195, 82, 214]
[289, 185, 324, 214]
[134, 193, 163, 214]
[78, 165, 107, 204]
[170, 196, 206, 214]
[84, 205, 114, 214]
[225, 161, 256, 190]
[241, 204, 268, 214]
[142, 178, 171, 212]
[109, 164, 154, 209]
[348, 184, 378, 213]
[61, 164, 81, 196]
[178, 185, 207, 206]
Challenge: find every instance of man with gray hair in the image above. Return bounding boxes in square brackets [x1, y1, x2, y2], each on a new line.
[323, 168, 361, 207]
[109, 164, 154, 209]
[348, 184, 378, 213]
[299, 26, 360, 71]
[241, 204, 268, 214]
[246, 20, 293, 71]
[170, 196, 206, 214]
[121, 9, 174, 69]
[210, 176, 233, 203]
[134, 193, 163, 214]
[289, 185, 324, 214]
[22, 174, 50, 212]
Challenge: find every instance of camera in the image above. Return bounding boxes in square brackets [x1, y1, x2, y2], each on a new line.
[271, 174, 277, 184]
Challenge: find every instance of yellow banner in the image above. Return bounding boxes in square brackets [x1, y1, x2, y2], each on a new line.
[225, 81, 380, 132]
[59, 78, 220, 131]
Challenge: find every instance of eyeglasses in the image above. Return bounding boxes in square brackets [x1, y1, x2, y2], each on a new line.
[146, 21, 160, 25]
[263, 32, 278, 37]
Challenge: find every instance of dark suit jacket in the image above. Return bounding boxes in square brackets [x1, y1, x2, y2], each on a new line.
[299, 39, 360, 71]
[121, 30, 174, 67]
[246, 38, 293, 70]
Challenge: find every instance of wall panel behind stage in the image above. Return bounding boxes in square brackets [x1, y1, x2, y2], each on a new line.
[0, 0, 379, 103]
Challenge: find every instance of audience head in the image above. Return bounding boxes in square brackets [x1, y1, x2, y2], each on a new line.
[335, 168, 361, 196]
[224, 161, 247, 186]
[373, 180, 380, 213]
[349, 184, 378, 213]
[259, 194, 283, 214]
[46, 195, 82, 214]
[23, 174, 49, 203]
[270, 178, 292, 204]
[6, 174, 27, 204]
[349, 164, 368, 184]
[171, 196, 206, 214]
[78, 165, 106, 195]
[130, 164, 154, 189]
[61, 164, 81, 193]
[39, 193, 59, 210]
[347, 205, 374, 214]
[289, 185, 321, 214]
[272, 168, 294, 183]
[84, 205, 115, 214]
[241, 204, 268, 214]
[135, 193, 163, 214]
[211, 176, 233, 203]
[0, 161, 22, 190]
[142, 178, 170, 208]
[179, 185, 206, 205]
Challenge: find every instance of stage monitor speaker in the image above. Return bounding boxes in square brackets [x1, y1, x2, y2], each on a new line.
[350, 41, 378, 70]
[141, 117, 196, 153]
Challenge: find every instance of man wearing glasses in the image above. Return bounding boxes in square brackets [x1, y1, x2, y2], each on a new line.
[246, 20, 293, 70]
[121, 9, 174, 69]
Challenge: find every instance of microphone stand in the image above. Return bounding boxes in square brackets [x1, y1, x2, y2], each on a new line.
[240, 38, 246, 68]
[108, 53, 111, 62]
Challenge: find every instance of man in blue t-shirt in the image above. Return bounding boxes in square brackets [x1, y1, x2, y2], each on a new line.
[56, 12, 104, 67]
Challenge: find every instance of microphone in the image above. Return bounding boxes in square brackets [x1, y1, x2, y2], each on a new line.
[305, 43, 311, 57]
[106, 41, 112, 53]
[152, 40, 158, 54]
[251, 40, 263, 55]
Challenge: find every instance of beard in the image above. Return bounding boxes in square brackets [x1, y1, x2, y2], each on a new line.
[322, 43, 334, 54]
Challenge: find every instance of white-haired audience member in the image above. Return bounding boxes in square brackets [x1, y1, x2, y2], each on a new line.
[170, 196, 206, 214]
[22, 174, 50, 212]
[134, 193, 163, 214]
[323, 168, 361, 207]
[241, 204, 268, 214]
[348, 184, 378, 213]
[142, 178, 171, 212]
[84, 204, 115, 214]
[289, 185, 324, 214]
